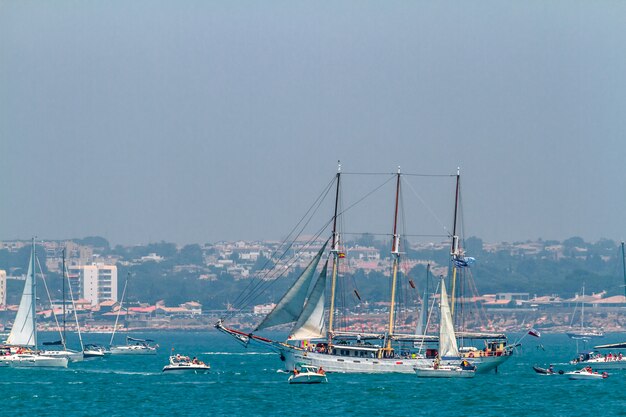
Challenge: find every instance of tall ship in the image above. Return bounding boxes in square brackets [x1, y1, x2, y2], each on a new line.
[217, 164, 513, 373]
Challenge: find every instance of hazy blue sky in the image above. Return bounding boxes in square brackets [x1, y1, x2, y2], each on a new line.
[2, 1, 625, 245]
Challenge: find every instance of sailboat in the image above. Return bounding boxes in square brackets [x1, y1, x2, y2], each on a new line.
[414, 277, 476, 378]
[566, 284, 604, 340]
[217, 165, 513, 373]
[40, 249, 84, 362]
[108, 273, 157, 355]
[0, 238, 69, 368]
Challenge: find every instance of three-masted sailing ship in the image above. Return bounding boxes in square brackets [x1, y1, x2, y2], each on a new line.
[216, 165, 513, 373]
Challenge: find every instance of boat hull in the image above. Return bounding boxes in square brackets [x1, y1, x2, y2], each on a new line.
[0, 354, 69, 368]
[567, 332, 604, 340]
[162, 365, 210, 374]
[109, 346, 157, 355]
[288, 373, 327, 384]
[414, 366, 475, 378]
[572, 359, 626, 370]
[283, 348, 431, 374]
[282, 347, 509, 374]
[566, 370, 608, 380]
[40, 349, 84, 362]
[471, 354, 513, 373]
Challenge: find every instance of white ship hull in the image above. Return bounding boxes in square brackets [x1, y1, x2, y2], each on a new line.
[282, 347, 510, 374]
[40, 349, 84, 362]
[109, 345, 157, 355]
[472, 354, 512, 373]
[573, 358, 626, 370]
[282, 349, 431, 374]
[162, 365, 210, 374]
[0, 354, 69, 368]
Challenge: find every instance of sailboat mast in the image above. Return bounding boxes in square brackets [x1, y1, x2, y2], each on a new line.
[450, 168, 460, 316]
[110, 272, 129, 346]
[621, 242, 626, 298]
[32, 237, 37, 349]
[385, 167, 401, 351]
[327, 162, 341, 344]
[581, 284, 585, 331]
[62, 248, 67, 348]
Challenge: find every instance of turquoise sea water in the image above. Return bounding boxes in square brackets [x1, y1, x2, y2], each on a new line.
[3, 331, 626, 416]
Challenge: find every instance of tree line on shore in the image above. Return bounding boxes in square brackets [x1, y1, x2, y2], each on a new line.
[0, 236, 623, 310]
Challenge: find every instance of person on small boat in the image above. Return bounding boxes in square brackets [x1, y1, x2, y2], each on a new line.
[548, 365, 554, 374]
[318, 367, 325, 375]
[585, 366, 593, 373]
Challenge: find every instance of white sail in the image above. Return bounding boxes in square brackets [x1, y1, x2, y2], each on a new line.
[7, 252, 36, 347]
[438, 278, 459, 359]
[289, 261, 328, 340]
[255, 243, 327, 332]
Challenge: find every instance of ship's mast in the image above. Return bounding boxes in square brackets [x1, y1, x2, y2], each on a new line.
[450, 167, 461, 316]
[32, 237, 37, 350]
[384, 167, 401, 354]
[621, 242, 626, 299]
[327, 161, 341, 344]
[62, 248, 67, 348]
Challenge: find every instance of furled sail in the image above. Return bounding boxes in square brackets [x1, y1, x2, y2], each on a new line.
[289, 261, 328, 340]
[415, 289, 428, 336]
[7, 252, 36, 347]
[255, 242, 327, 332]
[438, 278, 460, 359]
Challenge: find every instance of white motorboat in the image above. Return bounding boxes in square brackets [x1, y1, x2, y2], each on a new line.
[162, 355, 210, 374]
[83, 344, 107, 358]
[565, 367, 608, 380]
[288, 364, 327, 384]
[571, 350, 626, 370]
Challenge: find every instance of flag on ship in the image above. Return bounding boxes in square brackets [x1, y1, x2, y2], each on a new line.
[528, 328, 541, 338]
[453, 256, 475, 268]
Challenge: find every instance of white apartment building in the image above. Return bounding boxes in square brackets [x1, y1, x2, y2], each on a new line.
[0, 270, 6, 306]
[68, 263, 118, 306]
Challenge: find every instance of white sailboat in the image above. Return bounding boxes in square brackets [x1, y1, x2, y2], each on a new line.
[108, 273, 157, 355]
[0, 239, 68, 368]
[566, 284, 604, 340]
[414, 277, 476, 378]
[40, 249, 84, 362]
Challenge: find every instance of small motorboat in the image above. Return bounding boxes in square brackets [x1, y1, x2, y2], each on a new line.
[565, 367, 608, 380]
[162, 355, 210, 374]
[533, 365, 563, 375]
[288, 364, 327, 384]
[83, 344, 107, 358]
